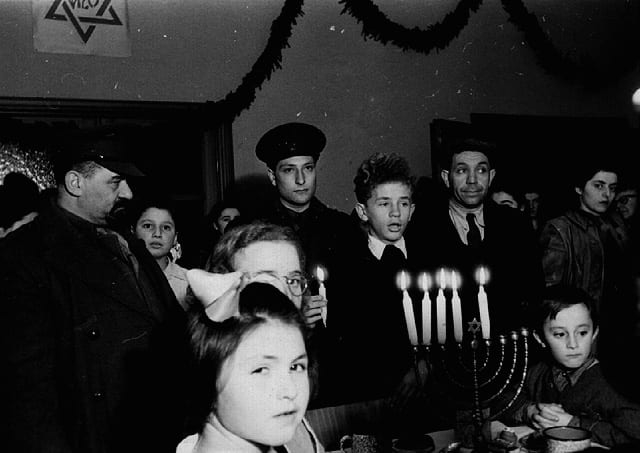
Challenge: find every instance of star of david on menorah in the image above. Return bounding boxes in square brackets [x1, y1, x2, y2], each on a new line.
[395, 266, 530, 453]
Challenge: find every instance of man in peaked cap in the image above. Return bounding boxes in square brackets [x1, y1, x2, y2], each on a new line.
[253, 122, 360, 408]
[0, 134, 188, 452]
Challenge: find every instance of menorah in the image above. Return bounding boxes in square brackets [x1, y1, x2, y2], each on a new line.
[395, 267, 530, 453]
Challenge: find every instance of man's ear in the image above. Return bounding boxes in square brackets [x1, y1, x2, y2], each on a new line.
[267, 167, 276, 187]
[488, 168, 496, 188]
[64, 171, 83, 197]
[532, 331, 546, 348]
[440, 169, 450, 189]
[355, 203, 368, 223]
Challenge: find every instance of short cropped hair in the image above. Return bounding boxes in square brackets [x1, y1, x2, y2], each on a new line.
[354, 152, 415, 204]
[186, 282, 311, 432]
[535, 284, 598, 333]
[205, 220, 304, 273]
[439, 137, 498, 171]
[130, 195, 179, 230]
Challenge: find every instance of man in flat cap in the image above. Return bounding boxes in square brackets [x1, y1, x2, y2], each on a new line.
[254, 122, 359, 407]
[0, 135, 188, 452]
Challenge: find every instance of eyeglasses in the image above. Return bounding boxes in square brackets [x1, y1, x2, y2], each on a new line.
[245, 271, 308, 296]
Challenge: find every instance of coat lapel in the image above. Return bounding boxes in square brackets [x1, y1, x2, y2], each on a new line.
[41, 212, 156, 319]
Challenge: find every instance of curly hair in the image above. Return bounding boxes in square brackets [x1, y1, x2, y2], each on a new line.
[353, 152, 415, 204]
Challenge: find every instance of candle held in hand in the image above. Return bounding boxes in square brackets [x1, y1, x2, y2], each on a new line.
[451, 271, 463, 343]
[418, 272, 432, 345]
[436, 268, 447, 344]
[476, 266, 491, 340]
[315, 266, 327, 326]
[397, 271, 419, 346]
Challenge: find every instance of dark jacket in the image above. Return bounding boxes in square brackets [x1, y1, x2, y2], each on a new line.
[253, 196, 360, 408]
[409, 198, 544, 338]
[337, 231, 425, 403]
[539, 209, 629, 310]
[0, 200, 188, 453]
[501, 360, 640, 448]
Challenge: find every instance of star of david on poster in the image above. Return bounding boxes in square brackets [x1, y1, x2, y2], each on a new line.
[32, 0, 131, 57]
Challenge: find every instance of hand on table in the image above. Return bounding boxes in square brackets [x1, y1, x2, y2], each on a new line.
[302, 294, 327, 328]
[527, 403, 573, 429]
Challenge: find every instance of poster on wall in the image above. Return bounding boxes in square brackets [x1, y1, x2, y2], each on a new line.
[32, 0, 131, 57]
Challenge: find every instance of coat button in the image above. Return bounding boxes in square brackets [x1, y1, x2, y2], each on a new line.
[88, 329, 100, 339]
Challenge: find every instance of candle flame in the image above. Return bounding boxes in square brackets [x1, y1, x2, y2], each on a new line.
[418, 272, 431, 291]
[315, 265, 327, 282]
[476, 266, 489, 285]
[437, 268, 447, 289]
[450, 271, 460, 290]
[396, 270, 410, 291]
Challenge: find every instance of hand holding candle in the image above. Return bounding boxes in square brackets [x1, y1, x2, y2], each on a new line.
[450, 271, 463, 343]
[397, 271, 419, 346]
[315, 266, 327, 326]
[476, 266, 491, 340]
[436, 268, 447, 344]
[418, 272, 432, 345]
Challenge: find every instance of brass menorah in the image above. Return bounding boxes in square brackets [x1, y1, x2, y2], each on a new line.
[411, 320, 530, 452]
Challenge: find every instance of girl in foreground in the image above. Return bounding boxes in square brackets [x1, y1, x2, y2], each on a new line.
[178, 276, 324, 453]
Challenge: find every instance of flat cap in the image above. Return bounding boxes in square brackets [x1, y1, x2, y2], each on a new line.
[59, 136, 144, 178]
[255, 122, 326, 168]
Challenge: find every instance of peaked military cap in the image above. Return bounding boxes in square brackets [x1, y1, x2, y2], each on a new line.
[255, 122, 326, 168]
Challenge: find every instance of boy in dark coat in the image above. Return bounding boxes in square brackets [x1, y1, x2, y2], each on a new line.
[500, 285, 640, 448]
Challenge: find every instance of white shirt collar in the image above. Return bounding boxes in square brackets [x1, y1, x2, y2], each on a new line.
[368, 234, 407, 260]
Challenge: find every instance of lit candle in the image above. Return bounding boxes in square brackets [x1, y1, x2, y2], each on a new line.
[436, 268, 447, 344]
[418, 272, 432, 345]
[450, 271, 463, 343]
[476, 266, 491, 340]
[397, 271, 419, 346]
[315, 266, 327, 326]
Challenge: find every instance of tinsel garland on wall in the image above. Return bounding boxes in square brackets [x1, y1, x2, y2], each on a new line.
[501, 0, 640, 90]
[337, 0, 640, 91]
[214, 0, 304, 121]
[338, 0, 483, 55]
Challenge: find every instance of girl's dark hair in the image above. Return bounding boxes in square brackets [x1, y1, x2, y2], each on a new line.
[353, 152, 415, 204]
[204, 220, 304, 272]
[185, 282, 311, 432]
[535, 284, 598, 332]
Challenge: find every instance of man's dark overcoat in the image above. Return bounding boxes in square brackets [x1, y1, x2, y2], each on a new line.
[0, 199, 188, 453]
[408, 198, 544, 338]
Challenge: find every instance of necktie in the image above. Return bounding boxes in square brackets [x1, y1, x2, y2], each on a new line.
[380, 244, 407, 271]
[466, 213, 482, 247]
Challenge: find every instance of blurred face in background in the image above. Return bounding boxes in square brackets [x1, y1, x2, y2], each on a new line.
[614, 189, 637, 221]
[215, 207, 241, 234]
[576, 171, 617, 216]
[491, 191, 521, 210]
[135, 207, 177, 262]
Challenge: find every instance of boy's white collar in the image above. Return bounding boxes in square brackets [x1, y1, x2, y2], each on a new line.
[368, 234, 407, 260]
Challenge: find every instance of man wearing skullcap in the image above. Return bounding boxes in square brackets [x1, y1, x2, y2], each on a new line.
[253, 122, 359, 408]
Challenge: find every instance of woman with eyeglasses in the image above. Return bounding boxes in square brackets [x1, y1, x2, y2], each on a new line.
[203, 221, 323, 326]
